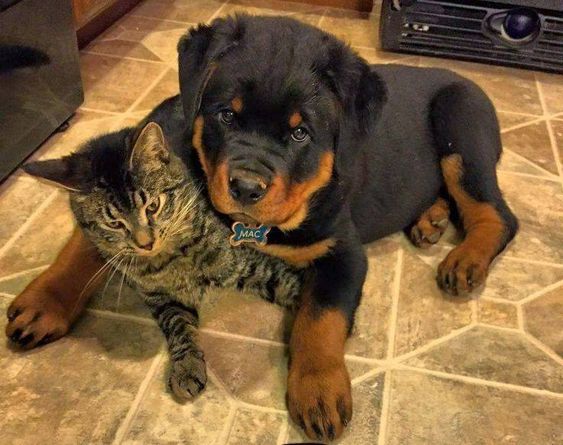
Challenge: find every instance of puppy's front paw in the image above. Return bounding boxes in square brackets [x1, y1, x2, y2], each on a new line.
[437, 246, 489, 296]
[287, 361, 352, 442]
[6, 289, 70, 350]
[168, 351, 207, 400]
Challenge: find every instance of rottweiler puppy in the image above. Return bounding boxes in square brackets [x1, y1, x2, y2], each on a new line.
[178, 15, 518, 441]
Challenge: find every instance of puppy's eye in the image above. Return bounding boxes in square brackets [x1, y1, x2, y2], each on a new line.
[291, 127, 309, 142]
[107, 220, 124, 230]
[146, 198, 160, 215]
[219, 109, 235, 125]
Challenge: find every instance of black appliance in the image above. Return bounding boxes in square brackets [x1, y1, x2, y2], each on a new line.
[380, 0, 563, 73]
[0, 0, 83, 181]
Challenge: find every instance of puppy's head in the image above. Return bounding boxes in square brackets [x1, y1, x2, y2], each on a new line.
[178, 15, 385, 230]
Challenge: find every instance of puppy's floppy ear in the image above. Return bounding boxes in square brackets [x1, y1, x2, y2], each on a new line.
[128, 121, 169, 172]
[22, 153, 94, 192]
[316, 38, 387, 134]
[178, 16, 244, 132]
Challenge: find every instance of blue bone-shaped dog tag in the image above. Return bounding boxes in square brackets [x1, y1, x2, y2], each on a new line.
[230, 222, 270, 246]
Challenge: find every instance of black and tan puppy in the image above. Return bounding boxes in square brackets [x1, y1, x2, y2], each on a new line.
[178, 15, 518, 441]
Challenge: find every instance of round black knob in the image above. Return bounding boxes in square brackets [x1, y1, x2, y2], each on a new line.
[503, 8, 540, 41]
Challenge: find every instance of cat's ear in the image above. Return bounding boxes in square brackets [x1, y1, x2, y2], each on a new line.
[22, 154, 92, 192]
[128, 122, 170, 172]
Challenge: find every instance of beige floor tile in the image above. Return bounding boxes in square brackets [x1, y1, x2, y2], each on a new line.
[550, 119, 563, 169]
[477, 299, 518, 329]
[30, 110, 126, 161]
[497, 150, 556, 178]
[0, 177, 53, 248]
[201, 333, 375, 410]
[130, 0, 225, 24]
[499, 173, 563, 264]
[419, 57, 543, 115]
[0, 302, 162, 444]
[481, 257, 563, 302]
[287, 372, 385, 444]
[394, 250, 472, 357]
[536, 72, 563, 115]
[139, 28, 188, 63]
[524, 286, 563, 357]
[227, 408, 285, 445]
[133, 68, 180, 113]
[102, 14, 189, 42]
[0, 193, 74, 278]
[501, 121, 558, 175]
[347, 238, 398, 359]
[80, 53, 166, 113]
[85, 38, 163, 61]
[405, 326, 563, 392]
[222, 0, 325, 26]
[385, 370, 563, 445]
[0, 267, 47, 297]
[320, 9, 378, 48]
[122, 360, 231, 444]
[497, 111, 540, 131]
[355, 46, 419, 66]
[201, 289, 291, 342]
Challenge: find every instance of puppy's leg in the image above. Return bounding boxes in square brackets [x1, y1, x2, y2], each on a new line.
[144, 295, 206, 400]
[408, 197, 450, 248]
[6, 228, 105, 349]
[287, 230, 366, 442]
[431, 82, 518, 295]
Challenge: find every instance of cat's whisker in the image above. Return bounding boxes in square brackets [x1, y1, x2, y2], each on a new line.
[101, 253, 128, 305]
[116, 255, 133, 311]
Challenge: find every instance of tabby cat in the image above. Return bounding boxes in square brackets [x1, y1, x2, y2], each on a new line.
[24, 119, 303, 400]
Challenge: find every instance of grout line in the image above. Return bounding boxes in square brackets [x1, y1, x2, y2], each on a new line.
[81, 50, 165, 65]
[503, 147, 561, 179]
[79, 106, 125, 115]
[0, 191, 59, 260]
[208, 0, 230, 22]
[521, 331, 563, 366]
[377, 369, 393, 445]
[200, 327, 286, 348]
[113, 351, 165, 445]
[86, 308, 155, 326]
[474, 322, 521, 334]
[517, 304, 525, 331]
[207, 368, 237, 405]
[500, 116, 545, 134]
[128, 13, 196, 26]
[235, 400, 287, 415]
[344, 354, 382, 365]
[481, 295, 519, 305]
[535, 74, 563, 192]
[395, 364, 563, 398]
[275, 419, 290, 445]
[500, 255, 563, 268]
[0, 265, 49, 283]
[216, 405, 238, 445]
[377, 249, 403, 445]
[351, 366, 387, 386]
[517, 279, 563, 306]
[497, 109, 546, 118]
[392, 324, 474, 364]
[386, 248, 403, 360]
[0, 292, 15, 300]
[497, 169, 561, 183]
[124, 66, 171, 115]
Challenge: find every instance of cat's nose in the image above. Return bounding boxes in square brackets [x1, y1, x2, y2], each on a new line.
[134, 229, 154, 251]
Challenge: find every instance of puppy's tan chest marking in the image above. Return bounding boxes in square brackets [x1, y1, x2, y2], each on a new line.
[253, 238, 336, 268]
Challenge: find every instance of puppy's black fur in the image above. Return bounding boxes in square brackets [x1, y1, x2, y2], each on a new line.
[175, 15, 518, 441]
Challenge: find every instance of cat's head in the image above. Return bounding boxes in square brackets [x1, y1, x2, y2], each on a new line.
[24, 122, 200, 258]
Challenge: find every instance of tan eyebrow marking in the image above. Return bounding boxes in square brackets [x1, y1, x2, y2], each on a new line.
[231, 96, 243, 113]
[289, 112, 302, 128]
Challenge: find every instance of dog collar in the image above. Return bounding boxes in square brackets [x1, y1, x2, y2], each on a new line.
[230, 222, 270, 246]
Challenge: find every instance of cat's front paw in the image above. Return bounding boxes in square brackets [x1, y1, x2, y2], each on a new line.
[168, 351, 207, 400]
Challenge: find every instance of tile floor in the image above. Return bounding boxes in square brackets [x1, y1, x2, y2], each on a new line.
[1, 0, 562, 444]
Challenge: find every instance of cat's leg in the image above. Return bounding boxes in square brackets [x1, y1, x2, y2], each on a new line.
[143, 293, 207, 399]
[6, 228, 105, 349]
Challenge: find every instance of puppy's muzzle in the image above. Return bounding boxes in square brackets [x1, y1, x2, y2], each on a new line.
[228, 166, 271, 205]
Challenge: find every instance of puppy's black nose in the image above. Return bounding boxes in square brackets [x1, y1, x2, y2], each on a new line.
[229, 170, 268, 205]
